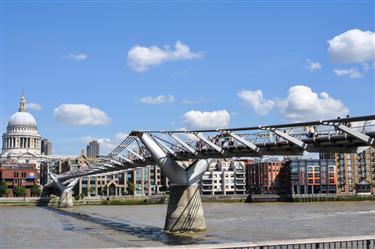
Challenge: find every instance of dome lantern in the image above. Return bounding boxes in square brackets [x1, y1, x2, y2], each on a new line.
[19, 93, 26, 112]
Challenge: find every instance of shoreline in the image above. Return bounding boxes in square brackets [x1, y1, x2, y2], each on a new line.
[1, 194, 375, 207]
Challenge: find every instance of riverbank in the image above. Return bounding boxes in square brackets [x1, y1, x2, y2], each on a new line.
[1, 194, 375, 207]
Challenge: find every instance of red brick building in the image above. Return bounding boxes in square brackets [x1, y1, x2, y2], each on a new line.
[246, 160, 290, 195]
[0, 163, 38, 197]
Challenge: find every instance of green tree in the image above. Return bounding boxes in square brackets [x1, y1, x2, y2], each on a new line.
[127, 183, 135, 195]
[31, 185, 41, 197]
[13, 186, 27, 197]
[0, 181, 9, 197]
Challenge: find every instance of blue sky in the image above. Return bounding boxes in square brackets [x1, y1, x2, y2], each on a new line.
[1, 1, 374, 155]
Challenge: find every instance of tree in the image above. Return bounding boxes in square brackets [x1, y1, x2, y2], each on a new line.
[127, 183, 135, 195]
[13, 186, 27, 197]
[0, 181, 9, 197]
[31, 185, 41, 197]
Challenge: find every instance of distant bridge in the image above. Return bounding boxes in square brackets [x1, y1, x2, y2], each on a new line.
[46, 115, 375, 232]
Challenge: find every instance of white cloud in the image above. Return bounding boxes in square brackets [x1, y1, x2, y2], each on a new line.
[80, 136, 115, 154]
[27, 102, 42, 111]
[305, 60, 322, 72]
[139, 95, 175, 104]
[54, 104, 111, 126]
[328, 29, 375, 63]
[61, 53, 88, 61]
[183, 110, 230, 130]
[277, 85, 349, 122]
[127, 41, 203, 72]
[238, 90, 274, 115]
[181, 97, 206, 105]
[114, 132, 129, 141]
[334, 68, 363, 78]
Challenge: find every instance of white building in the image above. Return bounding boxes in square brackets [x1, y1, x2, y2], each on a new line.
[1, 95, 43, 168]
[201, 160, 246, 195]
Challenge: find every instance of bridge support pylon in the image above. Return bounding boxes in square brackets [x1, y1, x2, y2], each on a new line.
[49, 174, 79, 208]
[58, 190, 74, 208]
[165, 184, 206, 232]
[136, 132, 210, 232]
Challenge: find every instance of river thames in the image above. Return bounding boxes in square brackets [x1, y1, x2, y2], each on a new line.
[1, 201, 374, 248]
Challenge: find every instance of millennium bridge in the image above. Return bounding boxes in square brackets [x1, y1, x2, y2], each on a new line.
[46, 115, 375, 232]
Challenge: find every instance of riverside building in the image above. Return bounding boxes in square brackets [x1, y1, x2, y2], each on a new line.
[201, 159, 246, 195]
[288, 159, 337, 195]
[246, 159, 290, 195]
[321, 147, 375, 195]
[77, 165, 169, 197]
[0, 163, 38, 196]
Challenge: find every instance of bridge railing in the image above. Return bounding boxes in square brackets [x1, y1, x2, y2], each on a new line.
[49, 115, 375, 184]
[132, 235, 375, 249]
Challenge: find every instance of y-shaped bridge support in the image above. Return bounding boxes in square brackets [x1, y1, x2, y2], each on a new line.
[136, 132, 210, 232]
[50, 174, 79, 208]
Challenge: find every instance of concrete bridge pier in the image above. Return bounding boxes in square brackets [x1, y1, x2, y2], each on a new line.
[49, 174, 79, 208]
[136, 132, 210, 232]
[165, 183, 206, 232]
[58, 190, 74, 208]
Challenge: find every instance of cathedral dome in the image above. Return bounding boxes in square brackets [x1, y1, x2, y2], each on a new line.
[2, 94, 42, 157]
[8, 111, 37, 127]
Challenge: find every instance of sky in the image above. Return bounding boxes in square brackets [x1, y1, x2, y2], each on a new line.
[1, 1, 374, 155]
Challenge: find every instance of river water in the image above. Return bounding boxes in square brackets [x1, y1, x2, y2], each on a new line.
[1, 202, 374, 248]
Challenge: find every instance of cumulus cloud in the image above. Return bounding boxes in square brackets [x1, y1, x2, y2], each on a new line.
[328, 29, 375, 63]
[27, 102, 42, 111]
[305, 60, 322, 72]
[334, 68, 363, 78]
[181, 97, 206, 105]
[61, 53, 88, 61]
[277, 85, 349, 122]
[54, 104, 111, 126]
[114, 132, 129, 141]
[139, 95, 175, 104]
[127, 41, 203, 72]
[183, 110, 230, 130]
[239, 85, 349, 122]
[80, 136, 115, 154]
[238, 90, 274, 115]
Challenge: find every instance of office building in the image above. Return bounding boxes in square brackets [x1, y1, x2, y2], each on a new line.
[41, 139, 52, 155]
[87, 140, 100, 158]
[288, 159, 337, 195]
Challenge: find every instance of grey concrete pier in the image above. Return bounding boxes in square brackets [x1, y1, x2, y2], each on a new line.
[165, 184, 206, 232]
[58, 191, 74, 208]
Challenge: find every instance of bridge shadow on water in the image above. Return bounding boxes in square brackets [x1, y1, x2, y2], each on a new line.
[38, 206, 217, 246]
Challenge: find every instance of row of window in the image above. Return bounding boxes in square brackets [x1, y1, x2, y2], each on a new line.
[13, 172, 27, 178]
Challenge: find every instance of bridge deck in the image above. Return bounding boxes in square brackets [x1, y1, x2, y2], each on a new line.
[48, 115, 375, 184]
